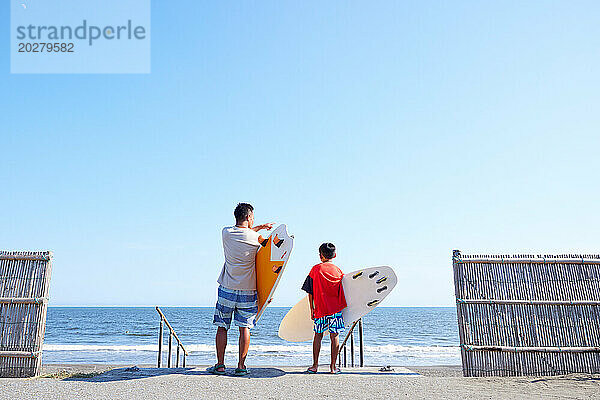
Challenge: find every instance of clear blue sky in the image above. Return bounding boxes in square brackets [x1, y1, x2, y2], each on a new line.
[2, 1, 599, 307]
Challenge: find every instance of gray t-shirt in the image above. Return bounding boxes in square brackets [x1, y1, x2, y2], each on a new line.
[217, 226, 261, 291]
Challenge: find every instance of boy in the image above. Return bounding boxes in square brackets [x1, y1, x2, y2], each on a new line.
[301, 242, 347, 374]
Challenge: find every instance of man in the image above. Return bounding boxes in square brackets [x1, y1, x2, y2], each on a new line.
[207, 203, 273, 376]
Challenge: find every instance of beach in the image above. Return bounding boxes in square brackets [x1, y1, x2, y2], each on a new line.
[0, 364, 599, 400]
[19, 308, 598, 398]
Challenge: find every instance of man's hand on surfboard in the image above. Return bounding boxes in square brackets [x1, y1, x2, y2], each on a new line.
[253, 223, 274, 231]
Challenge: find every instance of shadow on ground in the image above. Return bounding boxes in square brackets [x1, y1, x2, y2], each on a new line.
[530, 375, 600, 383]
[63, 366, 421, 382]
[284, 370, 420, 377]
[65, 366, 287, 382]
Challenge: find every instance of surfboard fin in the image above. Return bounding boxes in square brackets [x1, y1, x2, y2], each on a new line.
[272, 265, 283, 274]
[377, 286, 388, 293]
[352, 271, 363, 279]
[376, 277, 387, 284]
[369, 271, 379, 279]
[260, 238, 268, 247]
[367, 300, 380, 307]
[273, 235, 284, 248]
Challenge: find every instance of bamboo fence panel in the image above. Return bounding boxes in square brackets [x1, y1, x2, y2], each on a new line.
[453, 250, 600, 377]
[0, 251, 53, 378]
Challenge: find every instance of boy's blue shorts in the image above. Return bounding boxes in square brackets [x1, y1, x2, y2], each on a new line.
[314, 311, 344, 334]
[213, 286, 258, 330]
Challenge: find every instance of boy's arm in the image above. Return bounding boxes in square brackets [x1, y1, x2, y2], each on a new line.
[308, 293, 315, 320]
[301, 274, 315, 319]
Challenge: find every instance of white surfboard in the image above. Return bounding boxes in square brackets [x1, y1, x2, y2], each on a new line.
[278, 266, 397, 342]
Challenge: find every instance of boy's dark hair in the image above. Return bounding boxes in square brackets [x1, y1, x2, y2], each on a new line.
[234, 203, 254, 224]
[319, 243, 336, 260]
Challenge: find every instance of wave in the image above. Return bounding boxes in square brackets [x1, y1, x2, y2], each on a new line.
[42, 344, 309, 353]
[366, 345, 459, 357]
[43, 343, 459, 358]
[44, 344, 158, 352]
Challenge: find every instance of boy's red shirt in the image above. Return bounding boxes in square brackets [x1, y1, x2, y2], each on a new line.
[305, 262, 347, 319]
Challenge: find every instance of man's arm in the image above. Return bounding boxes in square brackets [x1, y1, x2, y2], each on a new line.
[252, 222, 274, 232]
[308, 293, 315, 320]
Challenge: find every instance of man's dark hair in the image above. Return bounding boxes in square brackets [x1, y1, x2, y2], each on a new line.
[234, 203, 254, 224]
[319, 243, 336, 259]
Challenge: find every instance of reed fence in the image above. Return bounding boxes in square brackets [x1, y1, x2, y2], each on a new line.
[453, 250, 600, 377]
[0, 251, 53, 378]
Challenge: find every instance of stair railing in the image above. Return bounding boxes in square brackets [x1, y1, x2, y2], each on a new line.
[156, 306, 188, 368]
[338, 318, 364, 367]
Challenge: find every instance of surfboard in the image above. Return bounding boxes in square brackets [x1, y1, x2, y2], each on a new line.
[255, 224, 294, 322]
[278, 266, 397, 342]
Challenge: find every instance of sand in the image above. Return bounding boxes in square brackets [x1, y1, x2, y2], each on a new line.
[0, 364, 599, 399]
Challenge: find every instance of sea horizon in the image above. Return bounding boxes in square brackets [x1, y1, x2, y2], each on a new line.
[47, 305, 457, 308]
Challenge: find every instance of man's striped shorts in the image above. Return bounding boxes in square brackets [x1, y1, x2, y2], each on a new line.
[213, 286, 258, 330]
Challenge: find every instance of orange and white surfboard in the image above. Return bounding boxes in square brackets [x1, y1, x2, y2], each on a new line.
[255, 224, 294, 322]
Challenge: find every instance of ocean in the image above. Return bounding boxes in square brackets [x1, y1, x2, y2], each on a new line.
[43, 307, 460, 367]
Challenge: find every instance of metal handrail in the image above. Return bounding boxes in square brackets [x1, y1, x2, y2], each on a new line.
[338, 318, 364, 368]
[156, 306, 189, 368]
